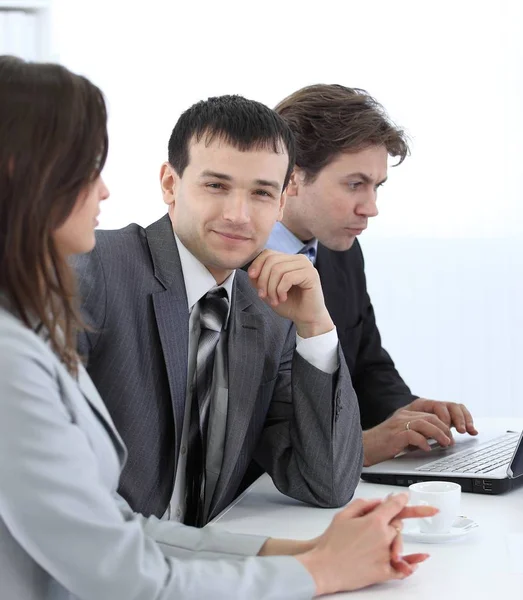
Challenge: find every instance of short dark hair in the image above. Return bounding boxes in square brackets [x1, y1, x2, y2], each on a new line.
[275, 84, 409, 182]
[0, 56, 108, 376]
[168, 95, 296, 190]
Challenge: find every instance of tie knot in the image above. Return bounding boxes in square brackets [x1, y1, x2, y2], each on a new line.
[300, 243, 316, 264]
[199, 288, 229, 332]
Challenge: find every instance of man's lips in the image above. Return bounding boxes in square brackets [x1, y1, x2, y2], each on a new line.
[213, 230, 252, 241]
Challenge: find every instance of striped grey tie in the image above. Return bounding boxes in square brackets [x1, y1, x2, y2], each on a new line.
[184, 287, 229, 527]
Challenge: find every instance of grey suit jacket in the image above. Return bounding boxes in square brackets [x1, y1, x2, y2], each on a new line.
[0, 305, 315, 600]
[75, 214, 363, 520]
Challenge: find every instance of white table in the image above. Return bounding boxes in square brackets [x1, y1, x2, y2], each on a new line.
[210, 419, 523, 599]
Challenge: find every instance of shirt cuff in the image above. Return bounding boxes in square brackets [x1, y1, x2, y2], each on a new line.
[296, 327, 339, 374]
[141, 513, 270, 559]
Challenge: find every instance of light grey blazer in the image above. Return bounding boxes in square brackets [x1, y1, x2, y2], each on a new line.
[0, 306, 314, 600]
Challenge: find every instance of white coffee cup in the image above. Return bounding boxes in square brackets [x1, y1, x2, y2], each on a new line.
[408, 481, 461, 534]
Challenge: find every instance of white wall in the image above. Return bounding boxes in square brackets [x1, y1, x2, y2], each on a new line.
[50, 0, 523, 416]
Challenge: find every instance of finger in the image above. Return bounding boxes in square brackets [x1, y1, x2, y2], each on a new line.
[249, 252, 292, 293]
[447, 403, 468, 434]
[248, 250, 274, 280]
[338, 498, 383, 519]
[462, 404, 478, 435]
[275, 269, 312, 304]
[399, 429, 432, 452]
[448, 403, 477, 435]
[264, 261, 303, 305]
[265, 264, 286, 304]
[371, 492, 409, 522]
[391, 558, 416, 578]
[424, 412, 455, 439]
[405, 397, 424, 411]
[403, 553, 430, 565]
[254, 255, 308, 302]
[390, 524, 403, 561]
[397, 505, 439, 519]
[408, 417, 453, 447]
[270, 267, 311, 305]
[253, 255, 290, 300]
[354, 498, 384, 517]
[391, 553, 430, 578]
[430, 402, 453, 429]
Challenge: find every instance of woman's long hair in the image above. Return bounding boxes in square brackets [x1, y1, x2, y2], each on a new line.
[0, 56, 108, 375]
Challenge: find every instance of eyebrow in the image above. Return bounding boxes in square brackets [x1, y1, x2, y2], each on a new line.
[254, 178, 281, 192]
[200, 170, 281, 192]
[200, 170, 233, 181]
[346, 172, 388, 185]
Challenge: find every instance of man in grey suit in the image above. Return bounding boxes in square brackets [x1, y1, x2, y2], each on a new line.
[76, 95, 363, 526]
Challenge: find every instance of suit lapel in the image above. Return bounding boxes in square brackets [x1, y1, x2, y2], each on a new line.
[211, 277, 265, 512]
[26, 305, 129, 466]
[147, 215, 189, 459]
[316, 243, 348, 328]
[152, 290, 188, 456]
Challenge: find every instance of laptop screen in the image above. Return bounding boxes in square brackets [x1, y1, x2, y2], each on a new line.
[508, 431, 523, 478]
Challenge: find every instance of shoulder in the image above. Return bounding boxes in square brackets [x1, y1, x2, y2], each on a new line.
[74, 222, 150, 282]
[0, 311, 84, 467]
[317, 238, 365, 271]
[0, 309, 59, 395]
[0, 308, 57, 371]
[94, 222, 146, 251]
[92, 222, 149, 264]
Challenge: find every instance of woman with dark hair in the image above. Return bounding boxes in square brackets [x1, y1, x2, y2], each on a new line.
[0, 56, 434, 600]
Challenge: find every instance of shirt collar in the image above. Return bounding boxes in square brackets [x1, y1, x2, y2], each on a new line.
[174, 233, 235, 322]
[266, 221, 318, 264]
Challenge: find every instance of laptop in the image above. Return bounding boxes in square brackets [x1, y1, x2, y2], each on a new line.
[361, 424, 523, 494]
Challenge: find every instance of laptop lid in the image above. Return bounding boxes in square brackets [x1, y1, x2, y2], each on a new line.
[507, 430, 523, 479]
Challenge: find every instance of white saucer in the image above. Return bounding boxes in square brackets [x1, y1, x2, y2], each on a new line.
[403, 517, 479, 544]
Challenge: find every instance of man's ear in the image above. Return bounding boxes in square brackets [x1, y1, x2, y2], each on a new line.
[277, 190, 287, 222]
[160, 162, 177, 207]
[286, 169, 298, 197]
[286, 166, 308, 198]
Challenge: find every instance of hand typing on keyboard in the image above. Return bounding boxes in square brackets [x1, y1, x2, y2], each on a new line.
[363, 398, 478, 467]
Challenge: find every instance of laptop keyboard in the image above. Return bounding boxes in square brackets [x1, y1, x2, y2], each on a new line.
[415, 433, 519, 474]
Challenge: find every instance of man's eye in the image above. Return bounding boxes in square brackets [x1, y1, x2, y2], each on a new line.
[254, 190, 272, 198]
[206, 183, 224, 190]
[348, 182, 363, 190]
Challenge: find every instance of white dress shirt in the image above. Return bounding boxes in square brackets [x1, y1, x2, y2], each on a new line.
[164, 234, 339, 522]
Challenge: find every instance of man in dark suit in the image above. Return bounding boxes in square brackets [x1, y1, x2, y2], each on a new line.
[266, 84, 478, 467]
[75, 95, 363, 526]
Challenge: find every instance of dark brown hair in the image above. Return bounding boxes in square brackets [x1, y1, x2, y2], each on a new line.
[275, 84, 409, 182]
[168, 95, 296, 190]
[0, 56, 108, 375]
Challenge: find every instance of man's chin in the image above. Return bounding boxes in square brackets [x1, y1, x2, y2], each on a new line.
[239, 247, 265, 270]
[207, 249, 262, 274]
[212, 246, 264, 272]
[321, 236, 357, 253]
